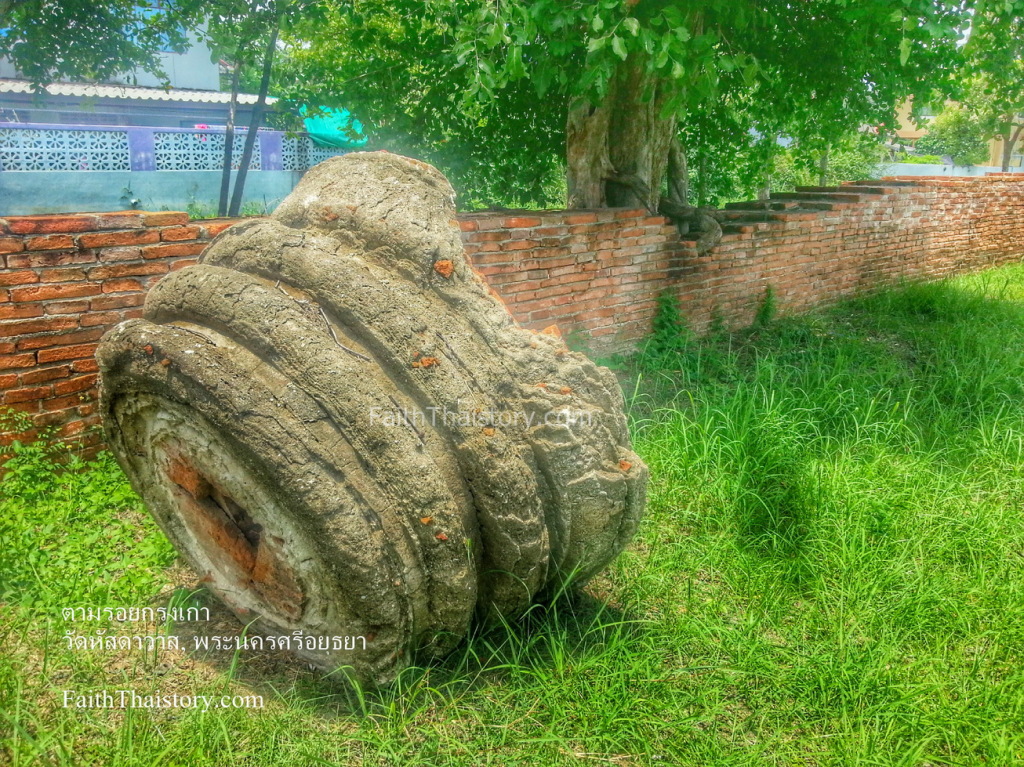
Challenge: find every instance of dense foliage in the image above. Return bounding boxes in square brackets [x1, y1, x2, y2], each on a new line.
[277, 0, 1022, 205]
[267, 2, 568, 208]
[5, 1, 1024, 204]
[915, 104, 990, 166]
[0, 0, 192, 87]
[961, 7, 1024, 170]
[268, 0, 981, 209]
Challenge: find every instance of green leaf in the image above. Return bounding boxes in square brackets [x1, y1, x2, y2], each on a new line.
[587, 35, 607, 53]
[899, 37, 912, 66]
[611, 35, 627, 60]
[654, 45, 670, 70]
[622, 17, 640, 36]
[507, 45, 525, 79]
[485, 22, 504, 48]
[592, 15, 604, 33]
[742, 59, 758, 86]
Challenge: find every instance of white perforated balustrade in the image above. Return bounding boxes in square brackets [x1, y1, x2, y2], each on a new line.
[153, 131, 259, 171]
[0, 126, 131, 171]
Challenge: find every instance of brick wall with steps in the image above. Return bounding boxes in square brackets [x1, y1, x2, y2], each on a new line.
[460, 175, 1024, 351]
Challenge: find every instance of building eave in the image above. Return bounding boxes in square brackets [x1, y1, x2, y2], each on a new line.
[0, 79, 277, 106]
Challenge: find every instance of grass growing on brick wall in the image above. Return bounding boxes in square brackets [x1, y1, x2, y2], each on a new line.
[4, 264, 1024, 764]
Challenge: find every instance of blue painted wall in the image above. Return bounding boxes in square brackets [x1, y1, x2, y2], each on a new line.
[878, 163, 1003, 177]
[0, 170, 303, 215]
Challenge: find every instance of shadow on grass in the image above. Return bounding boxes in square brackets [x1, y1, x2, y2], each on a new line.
[627, 268, 1024, 578]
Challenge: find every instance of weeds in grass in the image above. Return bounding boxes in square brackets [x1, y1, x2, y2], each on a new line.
[646, 290, 692, 361]
[751, 284, 777, 329]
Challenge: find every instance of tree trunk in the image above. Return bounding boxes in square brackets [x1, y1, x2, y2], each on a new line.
[218, 59, 241, 218]
[563, 54, 722, 252]
[666, 137, 689, 206]
[565, 55, 675, 210]
[228, 19, 279, 218]
[696, 154, 708, 208]
[758, 144, 775, 200]
[758, 164, 771, 200]
[818, 150, 829, 187]
[566, 101, 613, 208]
[1002, 121, 1024, 172]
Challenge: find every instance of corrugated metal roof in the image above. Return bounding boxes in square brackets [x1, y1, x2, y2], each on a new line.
[0, 79, 277, 105]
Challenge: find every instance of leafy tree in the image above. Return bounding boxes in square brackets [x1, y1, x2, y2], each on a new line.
[438, 0, 967, 213]
[962, 8, 1024, 172]
[0, 0, 192, 88]
[915, 104, 990, 166]
[271, 3, 567, 209]
[201, 1, 331, 216]
[771, 138, 886, 194]
[203, 1, 281, 217]
[280, 0, 972, 228]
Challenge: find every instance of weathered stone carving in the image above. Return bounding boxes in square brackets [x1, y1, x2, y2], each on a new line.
[97, 152, 647, 686]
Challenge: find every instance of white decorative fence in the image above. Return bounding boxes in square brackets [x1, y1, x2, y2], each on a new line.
[153, 130, 259, 171]
[0, 123, 347, 173]
[0, 125, 131, 171]
[280, 137, 352, 171]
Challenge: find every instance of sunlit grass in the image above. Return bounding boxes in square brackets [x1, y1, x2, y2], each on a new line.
[4, 263, 1024, 764]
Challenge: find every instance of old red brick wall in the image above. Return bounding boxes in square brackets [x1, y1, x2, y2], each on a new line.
[2, 174, 1023, 453]
[461, 176, 1024, 350]
[0, 211, 233, 454]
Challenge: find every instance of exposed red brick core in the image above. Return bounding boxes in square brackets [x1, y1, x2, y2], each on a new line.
[2, 175, 1023, 454]
[161, 443, 305, 620]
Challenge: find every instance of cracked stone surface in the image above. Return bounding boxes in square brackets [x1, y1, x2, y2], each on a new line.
[96, 151, 648, 687]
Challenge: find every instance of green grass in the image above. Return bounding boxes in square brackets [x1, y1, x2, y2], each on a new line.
[5, 264, 1024, 765]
